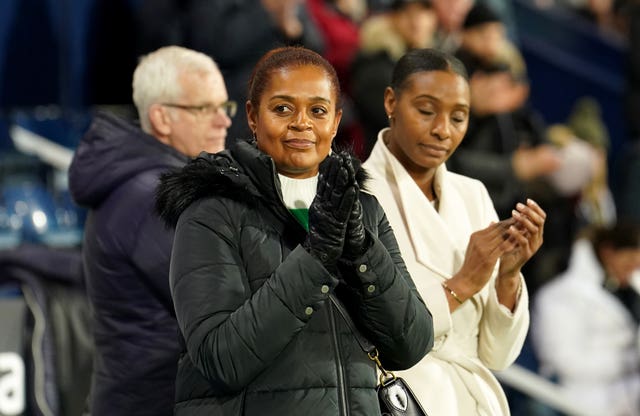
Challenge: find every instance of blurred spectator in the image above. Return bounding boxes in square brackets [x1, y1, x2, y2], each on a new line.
[307, 0, 369, 156]
[68, 46, 232, 416]
[182, 0, 324, 146]
[431, 0, 520, 52]
[547, 97, 617, 227]
[431, 0, 474, 52]
[307, 0, 366, 86]
[456, 2, 530, 115]
[455, 3, 532, 162]
[350, 0, 437, 157]
[532, 221, 640, 416]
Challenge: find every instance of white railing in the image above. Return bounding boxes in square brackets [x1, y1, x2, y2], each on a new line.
[495, 364, 598, 416]
[9, 125, 73, 171]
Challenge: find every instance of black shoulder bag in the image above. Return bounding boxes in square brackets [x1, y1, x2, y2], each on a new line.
[329, 295, 429, 416]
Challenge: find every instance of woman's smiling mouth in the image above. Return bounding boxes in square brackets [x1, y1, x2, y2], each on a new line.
[284, 139, 315, 149]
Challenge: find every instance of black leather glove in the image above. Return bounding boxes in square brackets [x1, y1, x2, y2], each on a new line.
[342, 188, 367, 261]
[304, 153, 357, 270]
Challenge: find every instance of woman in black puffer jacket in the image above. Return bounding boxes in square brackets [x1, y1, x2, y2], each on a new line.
[156, 46, 433, 416]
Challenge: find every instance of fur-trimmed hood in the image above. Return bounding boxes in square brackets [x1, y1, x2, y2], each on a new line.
[155, 149, 261, 228]
[156, 140, 369, 228]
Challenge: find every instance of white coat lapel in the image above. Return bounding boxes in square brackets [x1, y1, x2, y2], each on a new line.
[380, 141, 465, 277]
[433, 164, 474, 262]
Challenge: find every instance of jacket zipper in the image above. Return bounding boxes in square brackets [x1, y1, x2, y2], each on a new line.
[328, 304, 349, 416]
[269, 161, 349, 414]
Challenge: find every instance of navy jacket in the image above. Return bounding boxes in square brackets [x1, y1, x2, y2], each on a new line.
[68, 111, 188, 416]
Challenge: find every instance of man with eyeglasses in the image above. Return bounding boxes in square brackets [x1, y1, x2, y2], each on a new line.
[68, 46, 232, 416]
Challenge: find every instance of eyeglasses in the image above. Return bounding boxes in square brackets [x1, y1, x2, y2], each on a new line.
[161, 101, 237, 118]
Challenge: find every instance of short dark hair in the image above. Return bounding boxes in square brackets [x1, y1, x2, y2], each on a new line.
[248, 46, 342, 109]
[390, 48, 469, 93]
[591, 221, 640, 251]
[463, 3, 502, 30]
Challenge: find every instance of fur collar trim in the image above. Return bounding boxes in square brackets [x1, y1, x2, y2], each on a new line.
[156, 151, 259, 227]
[156, 143, 369, 228]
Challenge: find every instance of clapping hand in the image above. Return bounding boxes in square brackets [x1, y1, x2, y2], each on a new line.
[499, 198, 546, 279]
[444, 199, 545, 309]
[342, 155, 368, 261]
[452, 220, 519, 299]
[305, 153, 357, 271]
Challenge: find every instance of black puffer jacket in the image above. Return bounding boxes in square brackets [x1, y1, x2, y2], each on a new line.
[68, 111, 188, 416]
[156, 139, 434, 416]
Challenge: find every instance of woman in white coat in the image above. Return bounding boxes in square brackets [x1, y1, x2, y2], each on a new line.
[362, 48, 546, 416]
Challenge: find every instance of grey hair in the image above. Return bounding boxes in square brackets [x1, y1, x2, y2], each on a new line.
[132, 45, 220, 133]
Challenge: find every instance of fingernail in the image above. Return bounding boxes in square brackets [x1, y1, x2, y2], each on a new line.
[512, 209, 520, 218]
[516, 203, 525, 210]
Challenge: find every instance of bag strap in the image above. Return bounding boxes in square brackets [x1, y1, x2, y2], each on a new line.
[329, 294, 375, 353]
[329, 294, 396, 385]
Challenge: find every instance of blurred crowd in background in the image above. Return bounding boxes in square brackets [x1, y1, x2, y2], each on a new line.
[1, 0, 639, 415]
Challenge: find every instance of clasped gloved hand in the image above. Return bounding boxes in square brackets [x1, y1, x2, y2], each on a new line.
[342, 187, 368, 261]
[304, 152, 357, 271]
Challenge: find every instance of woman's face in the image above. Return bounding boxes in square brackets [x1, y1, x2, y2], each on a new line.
[394, 4, 438, 49]
[248, 64, 342, 179]
[384, 70, 470, 174]
[432, 0, 473, 32]
[462, 22, 505, 62]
